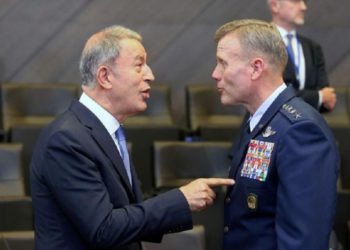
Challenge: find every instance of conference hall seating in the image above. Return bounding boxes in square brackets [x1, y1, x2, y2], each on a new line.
[153, 141, 231, 250]
[123, 83, 182, 196]
[185, 83, 246, 141]
[322, 86, 350, 191]
[0, 82, 349, 249]
[0, 231, 34, 250]
[0, 143, 33, 232]
[0, 83, 80, 195]
[142, 225, 205, 250]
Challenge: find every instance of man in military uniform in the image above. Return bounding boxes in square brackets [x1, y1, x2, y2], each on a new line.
[212, 19, 339, 249]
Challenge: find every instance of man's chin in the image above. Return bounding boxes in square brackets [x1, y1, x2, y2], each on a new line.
[220, 97, 233, 106]
[294, 18, 305, 26]
[138, 103, 148, 112]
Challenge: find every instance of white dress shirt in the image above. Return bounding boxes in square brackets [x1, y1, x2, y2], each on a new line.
[79, 92, 123, 155]
[249, 84, 287, 132]
[277, 26, 306, 90]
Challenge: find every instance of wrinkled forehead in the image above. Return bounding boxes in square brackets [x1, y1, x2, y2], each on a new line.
[119, 38, 146, 53]
[217, 33, 242, 55]
[117, 38, 147, 61]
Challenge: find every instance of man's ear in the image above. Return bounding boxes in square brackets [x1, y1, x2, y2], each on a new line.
[96, 65, 112, 89]
[250, 58, 264, 80]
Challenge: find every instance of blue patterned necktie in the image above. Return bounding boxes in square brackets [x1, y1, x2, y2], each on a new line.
[286, 33, 295, 60]
[286, 33, 300, 89]
[115, 126, 132, 185]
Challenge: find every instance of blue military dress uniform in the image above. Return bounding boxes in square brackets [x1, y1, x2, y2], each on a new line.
[224, 86, 339, 250]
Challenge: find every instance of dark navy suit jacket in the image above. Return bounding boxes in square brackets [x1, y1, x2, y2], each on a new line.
[224, 86, 339, 250]
[284, 34, 329, 111]
[30, 100, 192, 250]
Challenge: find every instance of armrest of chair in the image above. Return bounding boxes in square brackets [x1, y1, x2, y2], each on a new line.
[0, 230, 35, 250]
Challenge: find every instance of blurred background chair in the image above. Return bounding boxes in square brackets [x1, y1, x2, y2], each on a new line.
[0, 144, 25, 197]
[123, 83, 183, 196]
[142, 225, 205, 250]
[323, 86, 350, 128]
[153, 141, 231, 250]
[10, 125, 43, 196]
[0, 143, 33, 232]
[0, 231, 34, 250]
[0, 83, 79, 195]
[186, 83, 246, 141]
[153, 141, 231, 189]
[321, 86, 350, 192]
[332, 128, 350, 191]
[0, 83, 79, 135]
[0, 197, 33, 232]
[334, 189, 350, 250]
[125, 83, 174, 127]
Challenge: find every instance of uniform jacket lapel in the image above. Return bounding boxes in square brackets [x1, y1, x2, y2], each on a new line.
[70, 100, 135, 200]
[228, 86, 296, 188]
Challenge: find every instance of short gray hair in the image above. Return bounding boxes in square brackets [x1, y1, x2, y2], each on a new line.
[79, 25, 142, 87]
[215, 19, 287, 73]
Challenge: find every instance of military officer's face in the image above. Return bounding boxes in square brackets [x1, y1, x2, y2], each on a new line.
[212, 33, 253, 107]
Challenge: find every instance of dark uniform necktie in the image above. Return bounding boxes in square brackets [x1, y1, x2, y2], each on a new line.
[115, 126, 132, 185]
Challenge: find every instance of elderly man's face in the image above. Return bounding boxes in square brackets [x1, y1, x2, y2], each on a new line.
[107, 38, 154, 117]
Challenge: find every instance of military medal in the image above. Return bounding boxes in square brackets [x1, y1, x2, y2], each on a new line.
[247, 193, 258, 210]
[241, 139, 274, 182]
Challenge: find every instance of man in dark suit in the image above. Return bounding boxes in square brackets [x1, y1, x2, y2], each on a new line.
[212, 19, 339, 249]
[30, 25, 234, 250]
[267, 0, 336, 112]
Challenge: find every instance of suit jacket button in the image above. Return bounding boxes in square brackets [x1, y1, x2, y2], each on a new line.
[224, 226, 229, 233]
[225, 197, 231, 204]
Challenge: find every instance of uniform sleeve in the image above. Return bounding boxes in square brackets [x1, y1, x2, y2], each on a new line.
[44, 130, 193, 249]
[275, 121, 338, 249]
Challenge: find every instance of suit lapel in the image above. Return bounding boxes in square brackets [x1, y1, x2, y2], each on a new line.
[130, 161, 143, 202]
[285, 58, 297, 82]
[228, 118, 252, 179]
[90, 128, 135, 197]
[70, 101, 135, 200]
[298, 35, 312, 86]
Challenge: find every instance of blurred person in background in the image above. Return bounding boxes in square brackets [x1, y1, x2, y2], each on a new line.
[267, 0, 336, 112]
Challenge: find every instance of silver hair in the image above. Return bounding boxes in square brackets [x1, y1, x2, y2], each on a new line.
[79, 25, 142, 87]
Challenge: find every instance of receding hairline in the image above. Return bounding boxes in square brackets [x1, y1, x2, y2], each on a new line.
[214, 19, 277, 43]
[83, 25, 142, 52]
[214, 19, 288, 73]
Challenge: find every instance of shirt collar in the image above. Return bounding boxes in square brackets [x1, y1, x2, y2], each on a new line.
[249, 84, 287, 132]
[276, 25, 297, 43]
[79, 92, 121, 135]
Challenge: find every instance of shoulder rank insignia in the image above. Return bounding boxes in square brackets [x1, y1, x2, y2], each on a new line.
[282, 104, 302, 119]
[262, 126, 276, 138]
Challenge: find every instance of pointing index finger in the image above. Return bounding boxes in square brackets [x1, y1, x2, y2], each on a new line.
[204, 178, 235, 187]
